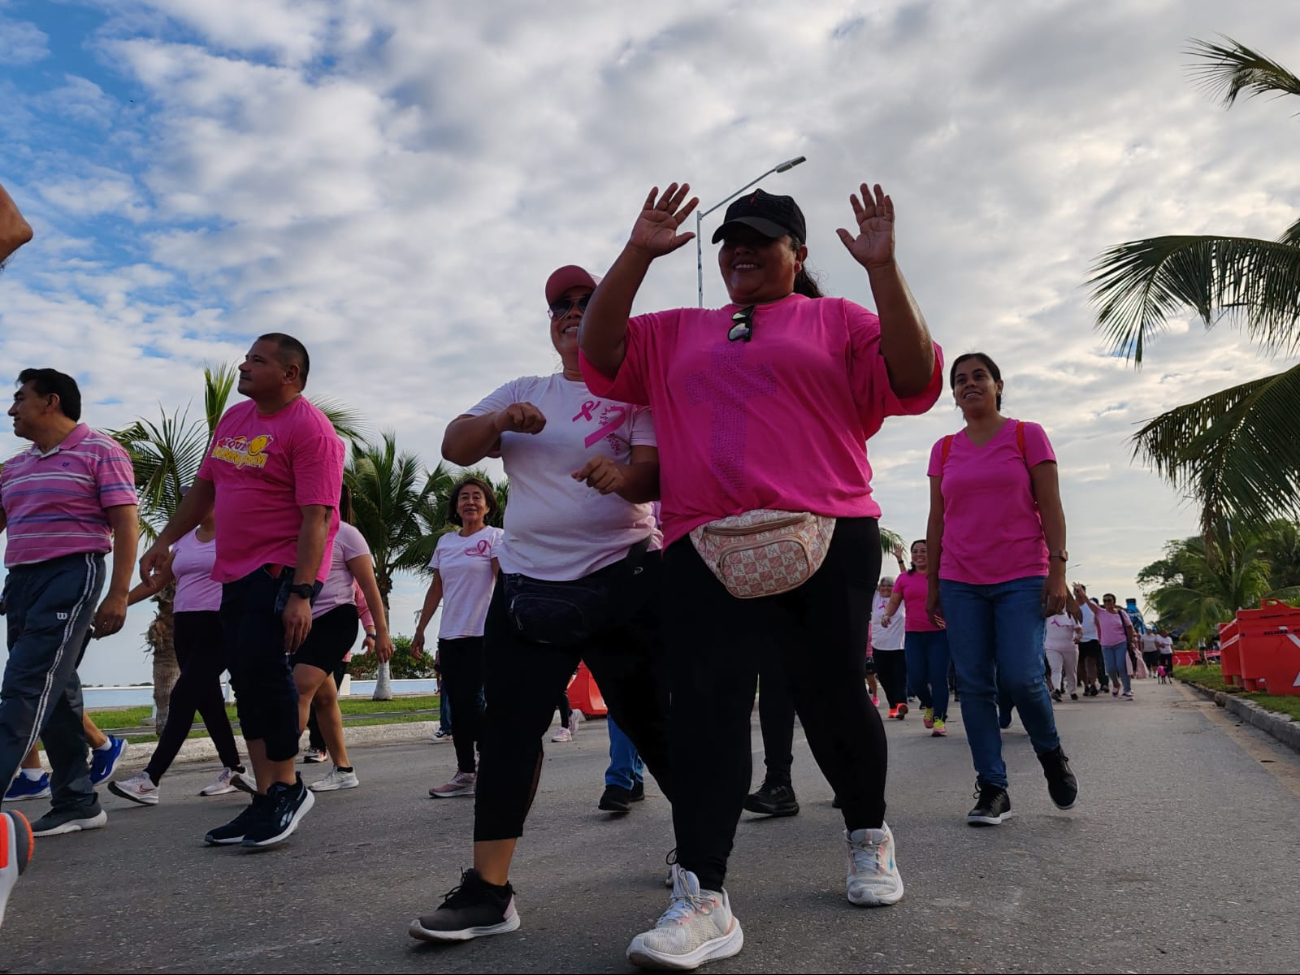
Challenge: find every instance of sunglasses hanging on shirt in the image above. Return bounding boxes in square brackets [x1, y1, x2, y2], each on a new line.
[728, 306, 756, 342]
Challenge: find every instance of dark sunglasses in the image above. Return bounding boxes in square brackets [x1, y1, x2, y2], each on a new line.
[549, 295, 591, 318]
[728, 305, 756, 342]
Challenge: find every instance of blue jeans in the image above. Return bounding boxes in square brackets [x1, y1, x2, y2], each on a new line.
[605, 716, 644, 789]
[904, 630, 950, 720]
[1102, 643, 1131, 694]
[940, 576, 1061, 790]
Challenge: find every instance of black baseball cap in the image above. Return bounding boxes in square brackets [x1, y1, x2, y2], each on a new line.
[712, 188, 806, 245]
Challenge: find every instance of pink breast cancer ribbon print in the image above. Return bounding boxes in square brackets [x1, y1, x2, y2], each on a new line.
[573, 400, 628, 449]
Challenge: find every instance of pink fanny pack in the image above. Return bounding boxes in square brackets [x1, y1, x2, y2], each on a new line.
[690, 509, 836, 599]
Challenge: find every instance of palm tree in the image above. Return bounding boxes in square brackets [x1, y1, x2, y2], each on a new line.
[1137, 521, 1300, 643]
[1088, 37, 1300, 535]
[114, 365, 364, 724]
[345, 434, 443, 700]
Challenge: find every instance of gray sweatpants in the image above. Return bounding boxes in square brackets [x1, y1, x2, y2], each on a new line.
[0, 553, 104, 813]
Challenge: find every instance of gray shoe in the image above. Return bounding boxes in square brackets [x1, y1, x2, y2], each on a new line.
[31, 806, 107, 837]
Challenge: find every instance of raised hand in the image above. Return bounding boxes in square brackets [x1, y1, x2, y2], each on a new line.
[892, 542, 905, 562]
[836, 182, 895, 270]
[628, 183, 699, 259]
[494, 402, 547, 436]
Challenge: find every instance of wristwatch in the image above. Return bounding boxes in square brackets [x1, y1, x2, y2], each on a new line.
[1049, 550, 1069, 563]
[286, 582, 315, 600]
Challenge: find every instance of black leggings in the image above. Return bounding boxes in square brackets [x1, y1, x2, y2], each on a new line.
[473, 556, 671, 842]
[665, 517, 886, 891]
[146, 611, 241, 782]
[874, 649, 907, 709]
[755, 652, 794, 786]
[439, 637, 485, 774]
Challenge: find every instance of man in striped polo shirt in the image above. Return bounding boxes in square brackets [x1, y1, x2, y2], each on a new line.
[0, 369, 139, 852]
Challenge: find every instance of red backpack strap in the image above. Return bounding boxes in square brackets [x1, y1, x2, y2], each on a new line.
[940, 435, 955, 466]
[1015, 420, 1027, 459]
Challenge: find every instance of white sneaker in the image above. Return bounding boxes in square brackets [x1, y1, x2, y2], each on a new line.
[199, 767, 242, 796]
[429, 729, 453, 743]
[627, 864, 744, 970]
[569, 711, 581, 735]
[108, 771, 159, 806]
[845, 823, 904, 906]
[551, 727, 573, 743]
[310, 767, 360, 792]
[429, 770, 476, 798]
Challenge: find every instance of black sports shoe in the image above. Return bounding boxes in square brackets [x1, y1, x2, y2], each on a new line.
[1051, 689, 1063, 703]
[409, 868, 521, 942]
[967, 782, 1012, 826]
[599, 784, 634, 812]
[743, 778, 799, 817]
[204, 794, 271, 846]
[1037, 745, 1079, 810]
[240, 775, 315, 848]
[630, 780, 645, 802]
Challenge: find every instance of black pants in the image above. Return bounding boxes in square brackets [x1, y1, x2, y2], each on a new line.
[557, 688, 573, 728]
[220, 567, 303, 763]
[0, 553, 104, 814]
[306, 659, 348, 754]
[473, 555, 671, 842]
[874, 649, 907, 708]
[665, 517, 886, 891]
[755, 651, 794, 786]
[147, 611, 241, 782]
[439, 637, 485, 774]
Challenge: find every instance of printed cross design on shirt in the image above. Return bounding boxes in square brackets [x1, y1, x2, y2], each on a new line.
[684, 342, 778, 493]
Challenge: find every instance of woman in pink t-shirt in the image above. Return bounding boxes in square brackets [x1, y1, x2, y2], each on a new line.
[925, 352, 1076, 828]
[881, 541, 950, 736]
[579, 181, 943, 963]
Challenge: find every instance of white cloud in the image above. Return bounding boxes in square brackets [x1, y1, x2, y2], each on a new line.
[5, 0, 1300, 682]
[0, 15, 48, 64]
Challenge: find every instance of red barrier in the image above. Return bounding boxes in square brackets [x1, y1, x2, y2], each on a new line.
[1219, 620, 1241, 687]
[566, 661, 608, 717]
[1230, 600, 1300, 695]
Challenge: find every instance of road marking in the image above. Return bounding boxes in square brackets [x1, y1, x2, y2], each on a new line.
[1179, 683, 1300, 801]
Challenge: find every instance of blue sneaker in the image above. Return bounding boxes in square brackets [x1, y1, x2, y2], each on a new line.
[89, 736, 129, 785]
[4, 772, 51, 802]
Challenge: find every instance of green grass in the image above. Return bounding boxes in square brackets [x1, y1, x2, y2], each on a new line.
[1176, 665, 1300, 722]
[85, 694, 442, 735]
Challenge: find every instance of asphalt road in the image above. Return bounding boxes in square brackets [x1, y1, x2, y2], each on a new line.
[4, 681, 1298, 973]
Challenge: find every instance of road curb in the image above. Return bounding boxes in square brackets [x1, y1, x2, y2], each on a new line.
[37, 721, 443, 774]
[1179, 679, 1300, 755]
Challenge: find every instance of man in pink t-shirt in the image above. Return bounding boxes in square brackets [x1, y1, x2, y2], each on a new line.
[0, 368, 139, 922]
[141, 334, 344, 850]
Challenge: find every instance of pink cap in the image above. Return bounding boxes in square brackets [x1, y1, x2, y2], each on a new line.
[545, 265, 601, 305]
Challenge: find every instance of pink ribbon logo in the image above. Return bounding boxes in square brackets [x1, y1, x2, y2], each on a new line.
[464, 539, 492, 558]
[572, 400, 599, 422]
[583, 405, 627, 448]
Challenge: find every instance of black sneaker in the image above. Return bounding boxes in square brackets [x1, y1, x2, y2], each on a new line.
[967, 782, 1012, 826]
[1037, 745, 1079, 810]
[599, 784, 634, 813]
[204, 795, 271, 846]
[743, 779, 799, 817]
[409, 868, 521, 942]
[630, 780, 645, 802]
[1051, 689, 1063, 703]
[240, 775, 315, 848]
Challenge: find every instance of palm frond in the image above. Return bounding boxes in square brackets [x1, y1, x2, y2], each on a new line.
[111, 407, 210, 534]
[1187, 36, 1300, 107]
[879, 526, 904, 556]
[1282, 215, 1300, 248]
[203, 363, 238, 435]
[1088, 235, 1300, 363]
[309, 396, 367, 445]
[1132, 365, 1300, 533]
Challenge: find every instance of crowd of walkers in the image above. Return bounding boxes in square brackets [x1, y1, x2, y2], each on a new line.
[0, 175, 1161, 970]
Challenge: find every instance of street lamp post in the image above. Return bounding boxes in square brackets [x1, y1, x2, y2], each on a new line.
[695, 156, 806, 308]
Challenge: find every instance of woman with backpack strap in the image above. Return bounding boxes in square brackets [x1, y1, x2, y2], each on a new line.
[924, 352, 1078, 827]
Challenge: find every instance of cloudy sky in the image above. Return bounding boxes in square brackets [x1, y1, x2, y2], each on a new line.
[2, 0, 1298, 685]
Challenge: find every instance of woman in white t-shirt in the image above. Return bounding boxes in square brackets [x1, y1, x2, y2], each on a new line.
[871, 574, 908, 718]
[291, 484, 394, 792]
[408, 264, 670, 946]
[1043, 609, 1082, 702]
[412, 476, 504, 798]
